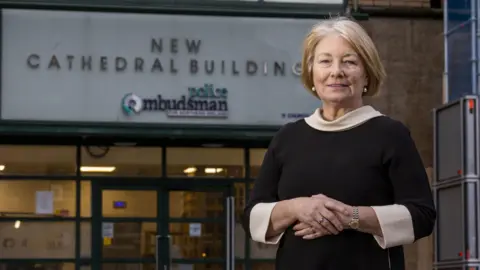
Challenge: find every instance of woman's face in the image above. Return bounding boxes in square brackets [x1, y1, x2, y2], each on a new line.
[312, 34, 368, 104]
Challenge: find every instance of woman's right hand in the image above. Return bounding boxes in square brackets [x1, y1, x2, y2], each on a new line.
[290, 196, 346, 235]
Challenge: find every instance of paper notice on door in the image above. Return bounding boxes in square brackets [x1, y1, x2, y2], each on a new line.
[189, 223, 201, 237]
[35, 191, 54, 214]
[102, 223, 114, 238]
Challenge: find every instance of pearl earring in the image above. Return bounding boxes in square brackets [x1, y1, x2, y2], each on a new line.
[363, 86, 368, 93]
[312, 86, 316, 92]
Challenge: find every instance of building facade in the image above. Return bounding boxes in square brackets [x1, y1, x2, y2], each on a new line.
[0, 1, 442, 270]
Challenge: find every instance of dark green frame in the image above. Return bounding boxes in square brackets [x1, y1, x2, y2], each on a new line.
[92, 178, 234, 269]
[0, 143, 272, 270]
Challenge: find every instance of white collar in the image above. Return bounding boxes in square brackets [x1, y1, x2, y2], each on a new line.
[304, 105, 383, 132]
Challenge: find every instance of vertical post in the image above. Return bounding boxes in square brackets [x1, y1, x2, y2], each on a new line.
[226, 196, 235, 270]
[470, 0, 478, 96]
[443, 0, 449, 103]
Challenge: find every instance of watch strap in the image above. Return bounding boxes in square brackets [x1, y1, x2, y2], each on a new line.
[348, 206, 360, 229]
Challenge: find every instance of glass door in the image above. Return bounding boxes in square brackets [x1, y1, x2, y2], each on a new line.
[91, 179, 234, 270]
[165, 180, 234, 270]
[91, 179, 160, 270]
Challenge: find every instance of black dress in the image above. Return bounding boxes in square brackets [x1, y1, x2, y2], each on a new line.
[243, 106, 436, 270]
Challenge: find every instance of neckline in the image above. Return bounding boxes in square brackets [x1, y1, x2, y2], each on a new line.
[304, 105, 384, 132]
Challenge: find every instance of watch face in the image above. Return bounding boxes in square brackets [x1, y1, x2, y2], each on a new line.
[349, 220, 359, 230]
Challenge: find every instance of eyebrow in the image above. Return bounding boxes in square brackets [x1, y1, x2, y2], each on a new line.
[316, 52, 358, 57]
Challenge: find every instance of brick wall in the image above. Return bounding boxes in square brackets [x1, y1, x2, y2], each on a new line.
[363, 17, 444, 167]
[362, 17, 443, 270]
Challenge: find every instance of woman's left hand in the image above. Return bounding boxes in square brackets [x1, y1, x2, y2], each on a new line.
[294, 194, 353, 239]
[293, 222, 331, 239]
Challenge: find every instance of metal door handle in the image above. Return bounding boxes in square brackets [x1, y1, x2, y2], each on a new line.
[156, 235, 171, 270]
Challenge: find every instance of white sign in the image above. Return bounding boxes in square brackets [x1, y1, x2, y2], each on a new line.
[189, 223, 202, 237]
[102, 223, 114, 238]
[1, 9, 320, 126]
[35, 191, 54, 214]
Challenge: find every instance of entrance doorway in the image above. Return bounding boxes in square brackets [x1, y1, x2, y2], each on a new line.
[91, 179, 235, 270]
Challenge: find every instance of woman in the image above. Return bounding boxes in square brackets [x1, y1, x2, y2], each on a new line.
[243, 17, 436, 270]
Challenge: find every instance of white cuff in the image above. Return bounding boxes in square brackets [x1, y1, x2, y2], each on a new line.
[249, 202, 284, 244]
[371, 204, 415, 249]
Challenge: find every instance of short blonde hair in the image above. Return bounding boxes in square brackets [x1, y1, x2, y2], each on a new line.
[301, 17, 386, 97]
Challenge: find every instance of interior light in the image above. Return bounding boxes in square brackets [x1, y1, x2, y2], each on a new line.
[0, 165, 5, 171]
[183, 167, 197, 174]
[80, 166, 116, 172]
[14, 220, 21, 229]
[205, 168, 223, 174]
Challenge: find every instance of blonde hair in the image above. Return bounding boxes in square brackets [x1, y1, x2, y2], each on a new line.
[301, 17, 386, 97]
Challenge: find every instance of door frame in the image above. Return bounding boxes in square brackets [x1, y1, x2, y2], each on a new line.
[90, 178, 235, 270]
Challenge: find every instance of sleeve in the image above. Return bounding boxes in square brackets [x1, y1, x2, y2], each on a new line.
[372, 122, 436, 249]
[242, 128, 284, 244]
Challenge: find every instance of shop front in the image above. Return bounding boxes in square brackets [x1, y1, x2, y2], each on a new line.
[0, 7, 323, 270]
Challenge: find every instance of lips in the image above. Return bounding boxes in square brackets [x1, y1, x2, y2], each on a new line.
[328, 84, 349, 87]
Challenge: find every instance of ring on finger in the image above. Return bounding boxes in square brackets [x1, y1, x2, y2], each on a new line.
[317, 216, 325, 224]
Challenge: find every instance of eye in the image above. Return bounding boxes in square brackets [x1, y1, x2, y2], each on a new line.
[318, 59, 330, 64]
[344, 60, 357, 65]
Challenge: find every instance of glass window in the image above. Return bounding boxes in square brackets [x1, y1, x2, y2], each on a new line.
[102, 190, 157, 218]
[102, 264, 155, 270]
[102, 222, 157, 259]
[81, 146, 162, 177]
[81, 181, 91, 217]
[1, 262, 75, 270]
[0, 221, 75, 259]
[250, 148, 267, 178]
[167, 148, 244, 178]
[0, 180, 76, 218]
[80, 221, 91, 258]
[0, 145, 76, 175]
[170, 222, 224, 259]
[247, 181, 278, 259]
[252, 262, 275, 270]
[264, 0, 341, 2]
[234, 183, 246, 259]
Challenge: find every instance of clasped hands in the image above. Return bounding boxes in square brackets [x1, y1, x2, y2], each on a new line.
[292, 194, 353, 240]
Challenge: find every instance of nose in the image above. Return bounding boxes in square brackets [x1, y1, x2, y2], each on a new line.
[330, 61, 344, 77]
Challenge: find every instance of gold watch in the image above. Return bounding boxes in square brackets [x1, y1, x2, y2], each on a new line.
[348, 206, 360, 230]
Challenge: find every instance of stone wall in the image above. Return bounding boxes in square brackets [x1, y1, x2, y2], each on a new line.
[362, 17, 443, 270]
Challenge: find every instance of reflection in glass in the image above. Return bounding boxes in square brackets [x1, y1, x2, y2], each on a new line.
[102, 190, 157, 218]
[0, 180, 76, 217]
[234, 183, 246, 259]
[81, 181, 91, 217]
[250, 148, 267, 178]
[101, 222, 156, 259]
[102, 263, 155, 270]
[167, 148, 244, 178]
[0, 262, 75, 270]
[170, 222, 224, 259]
[171, 264, 225, 270]
[169, 191, 223, 218]
[0, 222, 75, 259]
[249, 238, 278, 259]
[80, 222, 91, 258]
[81, 146, 162, 176]
[0, 145, 76, 175]
[252, 262, 275, 270]
[247, 182, 278, 259]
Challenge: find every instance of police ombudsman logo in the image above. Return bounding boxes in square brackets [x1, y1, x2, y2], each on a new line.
[121, 93, 143, 115]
